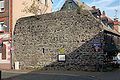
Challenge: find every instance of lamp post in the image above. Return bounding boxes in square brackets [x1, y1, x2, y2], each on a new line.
[93, 43, 101, 72]
[95, 46, 99, 71]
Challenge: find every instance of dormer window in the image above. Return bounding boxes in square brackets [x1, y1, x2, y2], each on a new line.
[68, 1, 72, 9]
[0, 0, 4, 12]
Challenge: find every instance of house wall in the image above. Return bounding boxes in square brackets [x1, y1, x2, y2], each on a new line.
[104, 32, 119, 52]
[12, 0, 53, 35]
[61, 0, 79, 10]
[118, 26, 120, 33]
[0, 33, 11, 69]
[0, 0, 12, 69]
[0, 0, 10, 32]
[13, 10, 105, 71]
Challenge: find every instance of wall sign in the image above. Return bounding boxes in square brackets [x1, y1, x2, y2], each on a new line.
[93, 43, 101, 47]
[58, 54, 66, 62]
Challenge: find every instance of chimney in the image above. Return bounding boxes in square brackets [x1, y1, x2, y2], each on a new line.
[92, 6, 96, 10]
[113, 18, 119, 25]
[102, 11, 105, 16]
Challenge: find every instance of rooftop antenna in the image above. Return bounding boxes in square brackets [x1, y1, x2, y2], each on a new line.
[114, 9, 118, 20]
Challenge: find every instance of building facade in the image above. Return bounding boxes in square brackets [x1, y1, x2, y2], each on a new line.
[0, 0, 12, 69]
[113, 19, 120, 33]
[0, 0, 52, 69]
[12, 0, 53, 35]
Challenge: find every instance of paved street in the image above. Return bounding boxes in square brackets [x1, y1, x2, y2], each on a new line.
[1, 69, 120, 80]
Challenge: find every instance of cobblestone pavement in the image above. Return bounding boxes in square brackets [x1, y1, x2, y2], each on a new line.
[1, 69, 120, 80]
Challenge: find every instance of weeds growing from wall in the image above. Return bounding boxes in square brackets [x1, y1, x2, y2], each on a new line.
[77, 6, 83, 14]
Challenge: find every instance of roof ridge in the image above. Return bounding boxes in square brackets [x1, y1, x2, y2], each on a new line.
[73, 0, 92, 10]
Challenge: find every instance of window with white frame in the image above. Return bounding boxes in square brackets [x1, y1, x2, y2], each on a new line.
[38, 9, 40, 15]
[0, 0, 4, 12]
[0, 22, 4, 32]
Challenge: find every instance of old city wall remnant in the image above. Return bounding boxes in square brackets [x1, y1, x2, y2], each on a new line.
[13, 10, 104, 71]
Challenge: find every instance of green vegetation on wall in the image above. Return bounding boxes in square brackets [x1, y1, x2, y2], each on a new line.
[77, 6, 83, 14]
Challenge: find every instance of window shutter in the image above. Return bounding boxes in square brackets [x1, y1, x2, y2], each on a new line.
[2, 44, 6, 60]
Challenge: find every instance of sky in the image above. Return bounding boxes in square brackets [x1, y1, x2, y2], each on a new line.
[52, 0, 120, 20]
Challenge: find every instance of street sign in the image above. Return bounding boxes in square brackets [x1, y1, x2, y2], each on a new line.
[93, 43, 101, 47]
[58, 54, 66, 62]
[93, 43, 101, 72]
[95, 46, 99, 51]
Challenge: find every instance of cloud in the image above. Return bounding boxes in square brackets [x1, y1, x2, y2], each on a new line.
[87, 0, 120, 20]
[88, 0, 115, 8]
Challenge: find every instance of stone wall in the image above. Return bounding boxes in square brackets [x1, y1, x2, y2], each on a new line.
[13, 10, 105, 71]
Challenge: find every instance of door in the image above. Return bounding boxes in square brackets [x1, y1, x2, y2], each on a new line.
[2, 44, 6, 60]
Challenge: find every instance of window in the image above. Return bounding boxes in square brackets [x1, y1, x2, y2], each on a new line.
[2, 44, 6, 60]
[45, 0, 48, 6]
[0, 41, 6, 60]
[43, 48, 44, 53]
[41, 0, 43, 3]
[111, 35, 114, 43]
[0, 0, 4, 12]
[68, 2, 72, 9]
[104, 33, 107, 42]
[48, 0, 49, 6]
[0, 22, 4, 33]
[38, 9, 40, 15]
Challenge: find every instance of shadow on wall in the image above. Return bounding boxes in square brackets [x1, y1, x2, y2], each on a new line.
[36, 33, 104, 71]
[3, 32, 105, 80]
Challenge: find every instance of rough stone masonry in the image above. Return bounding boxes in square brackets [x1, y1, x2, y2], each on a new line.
[13, 9, 105, 71]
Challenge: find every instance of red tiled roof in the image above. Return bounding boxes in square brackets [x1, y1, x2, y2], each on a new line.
[114, 21, 120, 25]
[114, 21, 119, 25]
[107, 17, 112, 21]
[101, 14, 106, 17]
